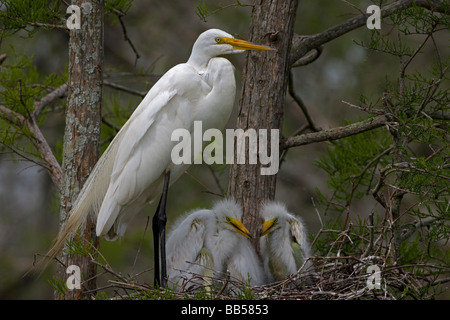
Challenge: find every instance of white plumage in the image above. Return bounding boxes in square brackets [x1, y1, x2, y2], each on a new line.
[259, 202, 313, 282]
[44, 29, 272, 266]
[166, 199, 266, 288]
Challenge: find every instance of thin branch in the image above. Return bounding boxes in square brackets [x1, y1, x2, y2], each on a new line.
[289, 0, 446, 66]
[0, 104, 26, 127]
[290, 34, 323, 68]
[28, 21, 67, 30]
[184, 170, 225, 198]
[101, 116, 121, 133]
[340, 0, 366, 15]
[0, 86, 65, 189]
[117, 14, 140, 67]
[281, 115, 388, 150]
[361, 212, 375, 258]
[206, 165, 225, 196]
[0, 54, 7, 64]
[341, 100, 385, 115]
[288, 70, 320, 132]
[131, 216, 150, 276]
[108, 6, 141, 67]
[25, 116, 63, 189]
[196, 1, 254, 23]
[400, 32, 433, 79]
[33, 83, 68, 118]
[400, 216, 442, 241]
[0, 140, 47, 170]
[103, 79, 146, 97]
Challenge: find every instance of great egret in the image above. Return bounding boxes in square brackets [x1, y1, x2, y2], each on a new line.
[166, 199, 266, 288]
[259, 202, 313, 282]
[43, 29, 272, 287]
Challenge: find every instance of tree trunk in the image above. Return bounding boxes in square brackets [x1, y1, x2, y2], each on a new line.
[57, 0, 104, 300]
[227, 0, 298, 249]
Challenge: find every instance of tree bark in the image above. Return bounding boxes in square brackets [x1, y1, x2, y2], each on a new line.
[57, 0, 104, 300]
[227, 0, 298, 249]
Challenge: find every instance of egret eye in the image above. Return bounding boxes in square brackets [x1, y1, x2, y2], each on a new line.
[215, 37, 222, 44]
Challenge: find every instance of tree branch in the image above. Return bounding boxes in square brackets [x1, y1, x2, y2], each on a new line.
[289, 0, 446, 66]
[0, 54, 7, 64]
[0, 104, 26, 127]
[103, 80, 146, 97]
[25, 116, 63, 189]
[290, 34, 323, 68]
[281, 115, 388, 149]
[0, 84, 66, 189]
[33, 83, 68, 118]
[108, 6, 141, 66]
[288, 70, 320, 132]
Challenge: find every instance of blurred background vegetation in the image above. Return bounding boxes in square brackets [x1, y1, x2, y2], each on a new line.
[0, 0, 448, 299]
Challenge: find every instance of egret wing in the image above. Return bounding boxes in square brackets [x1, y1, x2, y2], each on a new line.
[166, 209, 213, 286]
[96, 64, 210, 237]
[290, 218, 313, 271]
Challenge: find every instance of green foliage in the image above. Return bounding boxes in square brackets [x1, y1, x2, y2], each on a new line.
[315, 127, 392, 212]
[100, 92, 134, 151]
[313, 0, 449, 298]
[0, 0, 65, 37]
[390, 2, 449, 35]
[48, 275, 70, 296]
[0, 53, 66, 160]
[62, 237, 96, 257]
[105, 0, 134, 24]
[0, 54, 39, 113]
[195, 0, 251, 23]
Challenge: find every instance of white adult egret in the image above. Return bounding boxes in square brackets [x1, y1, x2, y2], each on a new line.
[166, 199, 266, 288]
[259, 202, 313, 283]
[44, 29, 272, 286]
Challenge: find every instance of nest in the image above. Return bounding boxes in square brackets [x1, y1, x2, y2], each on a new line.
[91, 253, 448, 300]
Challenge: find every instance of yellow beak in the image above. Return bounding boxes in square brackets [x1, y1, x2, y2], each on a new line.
[226, 217, 252, 239]
[260, 218, 278, 237]
[219, 37, 274, 51]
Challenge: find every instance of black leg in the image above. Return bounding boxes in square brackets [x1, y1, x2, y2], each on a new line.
[152, 203, 161, 287]
[152, 170, 171, 288]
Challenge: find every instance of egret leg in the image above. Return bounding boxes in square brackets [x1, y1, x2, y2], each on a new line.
[152, 204, 161, 287]
[152, 171, 171, 288]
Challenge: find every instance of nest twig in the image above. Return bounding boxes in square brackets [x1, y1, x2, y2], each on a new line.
[86, 253, 449, 300]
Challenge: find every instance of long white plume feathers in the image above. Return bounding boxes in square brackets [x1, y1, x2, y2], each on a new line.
[35, 131, 123, 272]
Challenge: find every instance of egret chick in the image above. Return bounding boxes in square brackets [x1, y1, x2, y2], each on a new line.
[166, 199, 265, 288]
[259, 202, 313, 283]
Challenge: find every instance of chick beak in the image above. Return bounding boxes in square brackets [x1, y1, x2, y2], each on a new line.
[260, 218, 278, 237]
[226, 217, 252, 239]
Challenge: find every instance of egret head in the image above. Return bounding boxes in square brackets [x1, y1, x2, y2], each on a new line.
[188, 29, 273, 68]
[260, 202, 292, 238]
[212, 199, 252, 239]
